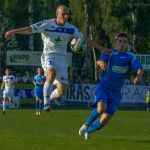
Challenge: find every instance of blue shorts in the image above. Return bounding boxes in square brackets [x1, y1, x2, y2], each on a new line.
[93, 84, 122, 116]
[34, 90, 43, 100]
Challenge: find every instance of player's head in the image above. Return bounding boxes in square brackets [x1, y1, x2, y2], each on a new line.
[116, 32, 128, 52]
[56, 5, 69, 25]
[37, 67, 43, 75]
[5, 68, 11, 75]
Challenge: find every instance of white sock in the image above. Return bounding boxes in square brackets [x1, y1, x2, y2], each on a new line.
[43, 82, 53, 105]
[3, 100, 6, 111]
[50, 89, 60, 100]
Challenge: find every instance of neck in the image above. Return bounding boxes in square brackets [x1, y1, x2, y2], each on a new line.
[56, 19, 65, 26]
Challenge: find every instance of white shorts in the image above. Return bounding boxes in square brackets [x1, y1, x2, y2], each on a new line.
[41, 53, 69, 84]
[3, 88, 14, 99]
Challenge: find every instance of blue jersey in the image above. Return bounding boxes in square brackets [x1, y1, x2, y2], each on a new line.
[32, 74, 46, 91]
[98, 49, 143, 92]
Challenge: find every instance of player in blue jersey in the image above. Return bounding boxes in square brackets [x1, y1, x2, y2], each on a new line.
[32, 67, 46, 116]
[79, 32, 143, 140]
[5, 5, 85, 112]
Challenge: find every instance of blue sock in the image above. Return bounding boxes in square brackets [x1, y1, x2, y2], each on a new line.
[36, 100, 38, 111]
[85, 109, 100, 127]
[39, 101, 41, 111]
[87, 118, 103, 133]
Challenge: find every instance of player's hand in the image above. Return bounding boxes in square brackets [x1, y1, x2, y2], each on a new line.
[5, 30, 15, 39]
[133, 76, 142, 85]
[97, 60, 107, 71]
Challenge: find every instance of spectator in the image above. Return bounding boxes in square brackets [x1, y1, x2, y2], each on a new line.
[22, 73, 29, 84]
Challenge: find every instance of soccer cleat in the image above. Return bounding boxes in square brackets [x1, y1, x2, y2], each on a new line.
[84, 132, 91, 140]
[35, 111, 39, 116]
[2, 110, 6, 114]
[79, 124, 87, 136]
[43, 104, 51, 112]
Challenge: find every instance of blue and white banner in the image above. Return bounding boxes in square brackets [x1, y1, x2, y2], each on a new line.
[0, 85, 150, 103]
[64, 84, 150, 103]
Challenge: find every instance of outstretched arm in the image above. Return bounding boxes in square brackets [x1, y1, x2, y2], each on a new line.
[133, 69, 143, 85]
[5, 26, 32, 39]
[85, 37, 111, 54]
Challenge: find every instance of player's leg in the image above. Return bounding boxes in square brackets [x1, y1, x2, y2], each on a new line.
[49, 62, 68, 104]
[38, 99, 42, 115]
[35, 97, 39, 116]
[83, 102, 111, 140]
[41, 54, 56, 110]
[50, 83, 67, 106]
[79, 85, 107, 135]
[85, 95, 121, 139]
[147, 103, 150, 111]
[43, 68, 56, 106]
[2, 96, 7, 113]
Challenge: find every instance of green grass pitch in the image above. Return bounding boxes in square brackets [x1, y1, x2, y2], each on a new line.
[0, 109, 150, 150]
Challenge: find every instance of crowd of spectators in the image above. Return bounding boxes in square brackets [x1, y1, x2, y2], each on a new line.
[0, 66, 149, 85]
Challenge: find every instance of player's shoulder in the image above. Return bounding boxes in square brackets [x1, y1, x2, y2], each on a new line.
[126, 51, 136, 59]
[65, 22, 79, 30]
[34, 74, 38, 78]
[3, 75, 6, 79]
[111, 48, 118, 55]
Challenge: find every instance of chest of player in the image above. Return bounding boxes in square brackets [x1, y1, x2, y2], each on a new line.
[4, 77, 14, 83]
[35, 76, 43, 82]
[43, 26, 74, 46]
[109, 54, 131, 73]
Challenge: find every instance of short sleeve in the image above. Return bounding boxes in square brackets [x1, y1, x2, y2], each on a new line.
[30, 20, 48, 33]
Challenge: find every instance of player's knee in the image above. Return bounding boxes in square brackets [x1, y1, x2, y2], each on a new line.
[97, 102, 107, 114]
[46, 68, 56, 82]
[57, 88, 67, 96]
[100, 113, 111, 125]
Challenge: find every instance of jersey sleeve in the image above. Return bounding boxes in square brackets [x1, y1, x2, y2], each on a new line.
[32, 76, 36, 83]
[99, 53, 110, 64]
[30, 20, 48, 33]
[130, 55, 143, 71]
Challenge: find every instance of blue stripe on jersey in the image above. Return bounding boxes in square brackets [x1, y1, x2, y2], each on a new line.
[45, 27, 74, 34]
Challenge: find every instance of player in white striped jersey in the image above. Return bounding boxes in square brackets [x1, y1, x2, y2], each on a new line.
[1, 68, 16, 113]
[5, 5, 85, 111]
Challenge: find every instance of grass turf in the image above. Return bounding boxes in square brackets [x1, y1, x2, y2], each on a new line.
[0, 109, 150, 150]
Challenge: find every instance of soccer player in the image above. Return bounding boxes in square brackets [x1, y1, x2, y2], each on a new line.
[32, 67, 46, 116]
[1, 68, 16, 114]
[79, 32, 143, 139]
[146, 90, 150, 112]
[5, 5, 84, 111]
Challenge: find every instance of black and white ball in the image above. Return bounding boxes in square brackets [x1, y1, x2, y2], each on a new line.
[70, 37, 87, 54]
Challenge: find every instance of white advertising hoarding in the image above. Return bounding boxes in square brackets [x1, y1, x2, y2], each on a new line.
[7, 51, 42, 66]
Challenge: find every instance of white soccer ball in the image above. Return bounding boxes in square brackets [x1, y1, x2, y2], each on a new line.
[70, 37, 87, 54]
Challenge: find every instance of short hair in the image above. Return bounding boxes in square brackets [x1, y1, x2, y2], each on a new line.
[116, 32, 128, 40]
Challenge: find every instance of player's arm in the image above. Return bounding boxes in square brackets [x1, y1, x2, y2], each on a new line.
[133, 69, 143, 85]
[5, 26, 32, 39]
[85, 37, 111, 54]
[1, 81, 5, 90]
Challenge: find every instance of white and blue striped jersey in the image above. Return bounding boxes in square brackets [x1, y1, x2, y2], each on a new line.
[3, 75, 16, 90]
[30, 19, 83, 55]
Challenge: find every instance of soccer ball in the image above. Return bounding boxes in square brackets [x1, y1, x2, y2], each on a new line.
[70, 37, 87, 54]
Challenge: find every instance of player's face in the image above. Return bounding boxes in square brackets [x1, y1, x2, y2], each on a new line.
[37, 68, 42, 75]
[116, 37, 128, 52]
[5, 69, 10, 75]
[56, 8, 69, 25]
